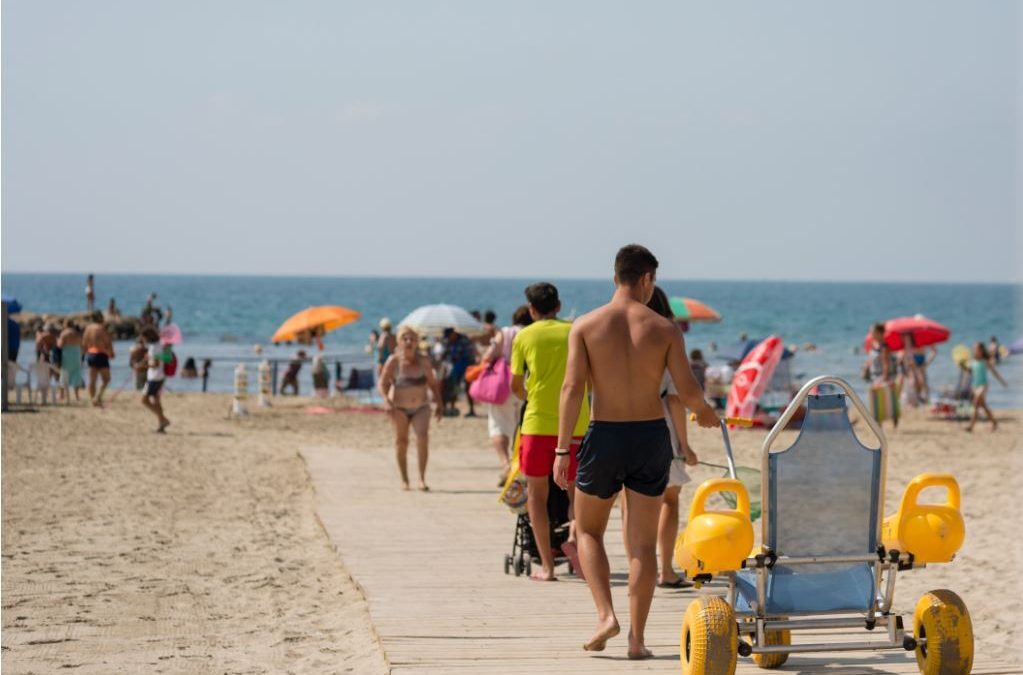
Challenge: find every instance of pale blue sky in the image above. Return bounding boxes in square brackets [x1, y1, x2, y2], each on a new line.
[2, 1, 1019, 282]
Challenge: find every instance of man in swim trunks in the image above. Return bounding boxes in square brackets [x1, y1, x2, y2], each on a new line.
[82, 311, 115, 406]
[555, 244, 718, 659]
[510, 282, 590, 581]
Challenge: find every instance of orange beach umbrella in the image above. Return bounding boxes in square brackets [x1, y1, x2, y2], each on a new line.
[669, 297, 722, 323]
[271, 306, 361, 343]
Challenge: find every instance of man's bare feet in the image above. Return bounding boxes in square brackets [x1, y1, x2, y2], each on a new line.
[418, 483, 430, 492]
[401, 481, 410, 491]
[627, 631, 652, 660]
[582, 617, 620, 651]
[627, 646, 653, 660]
[530, 567, 557, 582]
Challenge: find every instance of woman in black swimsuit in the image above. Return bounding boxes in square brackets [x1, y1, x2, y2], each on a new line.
[378, 325, 443, 491]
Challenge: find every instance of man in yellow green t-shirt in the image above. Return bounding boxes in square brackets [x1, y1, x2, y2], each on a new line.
[510, 282, 590, 581]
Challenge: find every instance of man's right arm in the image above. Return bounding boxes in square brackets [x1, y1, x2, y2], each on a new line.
[554, 323, 590, 490]
[665, 326, 717, 428]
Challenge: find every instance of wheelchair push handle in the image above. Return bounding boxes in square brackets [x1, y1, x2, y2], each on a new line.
[689, 414, 754, 480]
[689, 413, 754, 427]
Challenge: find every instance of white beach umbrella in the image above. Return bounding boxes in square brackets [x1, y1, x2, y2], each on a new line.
[398, 304, 485, 338]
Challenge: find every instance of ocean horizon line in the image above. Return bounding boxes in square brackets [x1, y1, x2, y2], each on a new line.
[3, 270, 1021, 288]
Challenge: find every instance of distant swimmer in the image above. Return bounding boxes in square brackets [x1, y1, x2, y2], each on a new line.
[555, 245, 717, 659]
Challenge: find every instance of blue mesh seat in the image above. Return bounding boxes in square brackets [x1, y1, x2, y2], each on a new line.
[735, 392, 882, 615]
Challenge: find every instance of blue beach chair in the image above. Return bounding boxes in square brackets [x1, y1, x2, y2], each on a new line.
[676, 376, 972, 674]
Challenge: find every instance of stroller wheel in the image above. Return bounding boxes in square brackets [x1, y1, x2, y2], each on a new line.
[913, 589, 973, 675]
[525, 557, 532, 577]
[504, 555, 513, 575]
[514, 557, 524, 576]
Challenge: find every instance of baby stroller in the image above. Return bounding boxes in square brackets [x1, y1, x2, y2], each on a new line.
[503, 473, 575, 577]
[676, 376, 971, 673]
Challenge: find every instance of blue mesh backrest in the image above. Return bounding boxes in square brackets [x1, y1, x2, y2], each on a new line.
[767, 393, 881, 557]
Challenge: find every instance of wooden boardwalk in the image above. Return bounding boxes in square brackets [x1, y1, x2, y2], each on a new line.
[303, 443, 1020, 674]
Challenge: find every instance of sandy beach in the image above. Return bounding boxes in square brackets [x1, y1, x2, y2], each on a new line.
[3, 391, 1022, 672]
[1, 394, 388, 674]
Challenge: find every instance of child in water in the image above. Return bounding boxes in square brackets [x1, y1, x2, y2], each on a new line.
[961, 342, 1007, 432]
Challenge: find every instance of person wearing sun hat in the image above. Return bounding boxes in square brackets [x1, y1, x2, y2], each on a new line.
[376, 318, 397, 376]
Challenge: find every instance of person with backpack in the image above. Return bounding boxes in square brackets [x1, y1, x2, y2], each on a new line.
[140, 330, 170, 432]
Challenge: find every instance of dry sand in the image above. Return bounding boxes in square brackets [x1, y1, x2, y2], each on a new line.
[2, 390, 1021, 671]
[2, 393, 388, 674]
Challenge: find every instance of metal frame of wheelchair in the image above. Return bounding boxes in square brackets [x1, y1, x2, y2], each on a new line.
[678, 375, 973, 673]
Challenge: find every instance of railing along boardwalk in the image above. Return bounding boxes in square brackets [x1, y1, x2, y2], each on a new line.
[302, 443, 1019, 674]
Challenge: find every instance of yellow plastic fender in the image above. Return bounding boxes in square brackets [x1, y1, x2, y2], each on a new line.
[674, 478, 754, 578]
[882, 473, 965, 564]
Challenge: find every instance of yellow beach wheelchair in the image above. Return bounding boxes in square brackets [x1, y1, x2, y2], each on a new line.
[675, 376, 971, 674]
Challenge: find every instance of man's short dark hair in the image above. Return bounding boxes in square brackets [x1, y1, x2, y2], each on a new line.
[484, 310, 497, 324]
[615, 244, 659, 286]
[524, 282, 560, 316]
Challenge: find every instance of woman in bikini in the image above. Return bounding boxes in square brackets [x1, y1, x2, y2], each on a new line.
[378, 325, 443, 491]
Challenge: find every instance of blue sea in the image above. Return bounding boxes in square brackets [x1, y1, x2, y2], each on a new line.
[3, 273, 1021, 408]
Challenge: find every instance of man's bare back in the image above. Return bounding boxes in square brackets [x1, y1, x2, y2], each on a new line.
[574, 299, 688, 422]
[82, 322, 113, 357]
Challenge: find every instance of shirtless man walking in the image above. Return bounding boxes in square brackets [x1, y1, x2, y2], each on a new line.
[554, 244, 718, 659]
[82, 311, 115, 406]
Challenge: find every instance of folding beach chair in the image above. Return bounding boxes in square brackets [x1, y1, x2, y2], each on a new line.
[341, 367, 376, 404]
[675, 376, 972, 674]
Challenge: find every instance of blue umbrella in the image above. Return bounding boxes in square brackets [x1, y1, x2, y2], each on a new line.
[1, 294, 22, 314]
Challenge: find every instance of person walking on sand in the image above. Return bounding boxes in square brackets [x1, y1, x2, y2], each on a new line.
[57, 319, 84, 402]
[376, 319, 397, 376]
[378, 325, 443, 491]
[619, 286, 699, 589]
[510, 283, 591, 582]
[443, 327, 478, 417]
[82, 311, 115, 406]
[962, 342, 1007, 432]
[140, 330, 171, 432]
[554, 245, 717, 659]
[129, 337, 148, 391]
[480, 305, 532, 486]
[864, 323, 899, 428]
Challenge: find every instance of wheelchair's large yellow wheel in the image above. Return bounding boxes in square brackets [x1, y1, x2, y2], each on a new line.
[680, 596, 737, 675]
[913, 589, 973, 675]
[752, 624, 790, 669]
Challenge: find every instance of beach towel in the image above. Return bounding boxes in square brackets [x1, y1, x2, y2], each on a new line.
[868, 382, 900, 425]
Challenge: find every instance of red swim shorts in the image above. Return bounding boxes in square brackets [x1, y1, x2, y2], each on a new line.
[519, 434, 582, 480]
